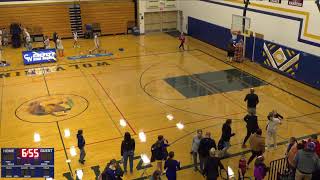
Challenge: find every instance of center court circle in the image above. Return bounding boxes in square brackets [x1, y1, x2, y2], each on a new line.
[15, 94, 89, 123]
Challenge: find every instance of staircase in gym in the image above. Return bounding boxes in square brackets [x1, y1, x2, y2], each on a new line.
[68, 3, 84, 37]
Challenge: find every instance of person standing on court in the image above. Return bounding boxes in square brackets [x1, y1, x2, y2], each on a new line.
[294, 142, 320, 180]
[266, 110, 282, 149]
[178, 32, 185, 51]
[203, 148, 225, 180]
[191, 129, 203, 171]
[151, 135, 169, 172]
[242, 113, 259, 148]
[77, 129, 86, 164]
[121, 132, 135, 174]
[218, 119, 235, 156]
[164, 151, 180, 180]
[52, 32, 58, 49]
[244, 88, 259, 115]
[247, 129, 265, 166]
[198, 132, 216, 173]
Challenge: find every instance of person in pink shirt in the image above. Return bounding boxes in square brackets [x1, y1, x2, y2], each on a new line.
[179, 32, 185, 50]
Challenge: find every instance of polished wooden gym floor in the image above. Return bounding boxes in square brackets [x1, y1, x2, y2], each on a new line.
[0, 33, 319, 180]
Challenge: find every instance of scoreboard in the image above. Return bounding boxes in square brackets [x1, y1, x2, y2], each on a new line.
[1, 148, 54, 178]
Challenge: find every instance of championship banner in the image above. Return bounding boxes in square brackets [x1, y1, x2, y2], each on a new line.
[23, 49, 57, 65]
[269, 0, 281, 3]
[288, 0, 303, 7]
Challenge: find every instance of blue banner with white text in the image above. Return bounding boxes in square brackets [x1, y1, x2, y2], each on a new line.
[23, 49, 57, 65]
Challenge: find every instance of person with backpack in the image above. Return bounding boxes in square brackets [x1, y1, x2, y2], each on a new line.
[77, 129, 86, 164]
[242, 113, 259, 148]
[121, 132, 135, 174]
[266, 110, 282, 149]
[218, 119, 235, 156]
[151, 135, 169, 172]
[198, 132, 216, 173]
[254, 156, 269, 180]
[164, 151, 180, 180]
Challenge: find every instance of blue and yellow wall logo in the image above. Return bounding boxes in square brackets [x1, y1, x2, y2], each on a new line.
[262, 42, 300, 77]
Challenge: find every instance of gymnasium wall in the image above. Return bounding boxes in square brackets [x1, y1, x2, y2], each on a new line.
[81, 0, 135, 35]
[0, 0, 135, 37]
[179, 0, 320, 89]
[0, 2, 72, 38]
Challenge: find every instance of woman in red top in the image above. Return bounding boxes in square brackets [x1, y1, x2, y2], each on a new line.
[179, 32, 185, 50]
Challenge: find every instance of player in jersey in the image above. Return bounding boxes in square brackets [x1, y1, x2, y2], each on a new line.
[24, 28, 32, 51]
[73, 31, 79, 48]
[89, 33, 106, 54]
[43, 36, 50, 49]
[56, 35, 64, 57]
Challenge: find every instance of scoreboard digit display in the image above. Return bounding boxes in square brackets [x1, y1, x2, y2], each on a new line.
[1, 148, 54, 178]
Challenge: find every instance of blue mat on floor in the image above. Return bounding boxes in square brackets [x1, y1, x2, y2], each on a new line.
[67, 53, 113, 60]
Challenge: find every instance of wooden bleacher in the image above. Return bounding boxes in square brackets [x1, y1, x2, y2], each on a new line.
[0, 2, 72, 38]
[0, 0, 135, 39]
[80, 0, 135, 35]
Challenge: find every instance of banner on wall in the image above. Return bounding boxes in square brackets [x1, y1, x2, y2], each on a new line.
[288, 0, 303, 7]
[269, 0, 281, 3]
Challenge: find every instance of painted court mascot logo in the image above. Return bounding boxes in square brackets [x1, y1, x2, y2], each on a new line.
[28, 97, 74, 116]
[262, 42, 300, 77]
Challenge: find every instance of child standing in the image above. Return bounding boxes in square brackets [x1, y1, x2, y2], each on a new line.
[254, 156, 269, 180]
[238, 155, 247, 180]
[164, 151, 180, 180]
[43, 36, 50, 49]
[73, 31, 79, 48]
[56, 35, 64, 57]
[178, 32, 185, 50]
[227, 41, 236, 62]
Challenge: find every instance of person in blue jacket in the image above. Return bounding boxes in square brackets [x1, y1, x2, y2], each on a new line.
[77, 129, 86, 164]
[164, 151, 180, 180]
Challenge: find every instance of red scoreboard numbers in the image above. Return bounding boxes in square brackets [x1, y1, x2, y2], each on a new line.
[21, 149, 39, 158]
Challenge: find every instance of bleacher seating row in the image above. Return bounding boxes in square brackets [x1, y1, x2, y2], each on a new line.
[0, 0, 135, 39]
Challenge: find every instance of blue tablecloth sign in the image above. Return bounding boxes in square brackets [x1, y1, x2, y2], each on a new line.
[23, 49, 57, 65]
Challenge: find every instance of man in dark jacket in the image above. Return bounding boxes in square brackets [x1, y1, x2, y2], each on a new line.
[198, 132, 216, 172]
[218, 119, 235, 156]
[77, 129, 86, 164]
[242, 113, 259, 148]
[203, 148, 225, 180]
[244, 88, 259, 115]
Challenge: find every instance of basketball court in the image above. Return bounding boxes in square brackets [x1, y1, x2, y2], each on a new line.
[0, 32, 319, 179]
